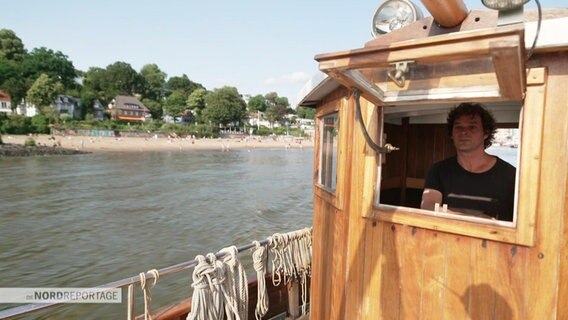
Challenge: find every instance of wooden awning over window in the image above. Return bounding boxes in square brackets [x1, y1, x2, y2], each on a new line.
[315, 24, 526, 106]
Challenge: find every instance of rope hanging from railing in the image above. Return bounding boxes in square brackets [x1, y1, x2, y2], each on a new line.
[187, 247, 248, 320]
[139, 269, 160, 320]
[251, 240, 268, 320]
[268, 227, 312, 316]
[186, 255, 222, 320]
[219, 246, 248, 320]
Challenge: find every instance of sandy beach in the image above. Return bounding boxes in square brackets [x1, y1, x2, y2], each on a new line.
[1, 134, 313, 153]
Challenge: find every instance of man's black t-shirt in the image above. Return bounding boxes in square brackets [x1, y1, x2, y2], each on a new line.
[424, 156, 516, 221]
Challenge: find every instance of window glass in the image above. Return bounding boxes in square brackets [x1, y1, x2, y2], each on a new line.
[487, 128, 519, 167]
[319, 112, 339, 192]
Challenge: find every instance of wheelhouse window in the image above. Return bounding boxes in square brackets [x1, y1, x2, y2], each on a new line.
[362, 78, 546, 247]
[375, 102, 521, 227]
[319, 112, 339, 192]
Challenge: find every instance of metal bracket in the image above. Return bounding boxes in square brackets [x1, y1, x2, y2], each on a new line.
[387, 61, 413, 88]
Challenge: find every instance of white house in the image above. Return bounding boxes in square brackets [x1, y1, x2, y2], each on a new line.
[15, 99, 39, 117]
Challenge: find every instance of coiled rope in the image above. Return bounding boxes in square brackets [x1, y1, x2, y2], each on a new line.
[186, 255, 224, 320]
[187, 247, 248, 320]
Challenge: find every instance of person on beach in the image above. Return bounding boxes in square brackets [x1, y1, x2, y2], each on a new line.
[420, 103, 516, 221]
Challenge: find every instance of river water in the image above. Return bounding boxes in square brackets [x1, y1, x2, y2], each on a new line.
[0, 149, 314, 319]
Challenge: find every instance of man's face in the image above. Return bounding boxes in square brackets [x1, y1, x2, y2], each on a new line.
[451, 114, 488, 153]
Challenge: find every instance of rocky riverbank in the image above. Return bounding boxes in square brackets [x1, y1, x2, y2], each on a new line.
[0, 143, 89, 157]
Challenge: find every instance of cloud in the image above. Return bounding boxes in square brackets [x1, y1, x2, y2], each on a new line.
[264, 71, 311, 85]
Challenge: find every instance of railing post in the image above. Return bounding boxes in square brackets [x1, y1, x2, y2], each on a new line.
[287, 280, 300, 319]
[127, 284, 135, 320]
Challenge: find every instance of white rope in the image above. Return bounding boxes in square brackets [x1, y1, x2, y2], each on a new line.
[219, 246, 248, 320]
[207, 253, 238, 319]
[187, 251, 247, 320]
[269, 234, 284, 286]
[186, 255, 223, 320]
[139, 269, 159, 320]
[185, 228, 312, 319]
[267, 228, 312, 315]
[251, 241, 268, 320]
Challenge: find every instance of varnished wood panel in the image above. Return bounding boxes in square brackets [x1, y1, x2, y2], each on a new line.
[361, 219, 384, 318]
[378, 223, 401, 320]
[310, 198, 348, 320]
[344, 92, 370, 319]
[397, 225, 424, 319]
[560, 173, 568, 319]
[420, 230, 447, 319]
[526, 54, 568, 319]
[469, 239, 499, 319]
[494, 243, 527, 319]
[443, 235, 473, 320]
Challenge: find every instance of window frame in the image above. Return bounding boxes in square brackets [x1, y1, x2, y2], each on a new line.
[314, 96, 348, 210]
[364, 68, 546, 246]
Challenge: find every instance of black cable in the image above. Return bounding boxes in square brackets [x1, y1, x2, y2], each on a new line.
[526, 0, 542, 60]
[353, 88, 389, 154]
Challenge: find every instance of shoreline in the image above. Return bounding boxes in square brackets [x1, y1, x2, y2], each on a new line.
[1, 134, 314, 154]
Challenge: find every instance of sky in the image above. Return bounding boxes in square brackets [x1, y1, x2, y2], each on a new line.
[2, 0, 563, 107]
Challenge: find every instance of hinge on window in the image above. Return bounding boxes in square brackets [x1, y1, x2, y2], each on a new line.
[387, 61, 413, 88]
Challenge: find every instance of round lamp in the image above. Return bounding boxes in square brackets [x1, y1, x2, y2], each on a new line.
[371, 0, 423, 38]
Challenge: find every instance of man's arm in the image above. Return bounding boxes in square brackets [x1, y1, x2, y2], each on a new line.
[421, 188, 442, 211]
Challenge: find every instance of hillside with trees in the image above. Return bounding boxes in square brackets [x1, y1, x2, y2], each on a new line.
[0, 29, 314, 138]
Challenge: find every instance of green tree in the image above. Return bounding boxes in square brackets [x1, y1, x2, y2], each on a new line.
[31, 114, 50, 133]
[140, 64, 167, 101]
[165, 74, 204, 99]
[247, 94, 267, 112]
[21, 47, 77, 90]
[265, 105, 288, 127]
[262, 92, 290, 126]
[164, 90, 187, 122]
[296, 106, 316, 119]
[264, 92, 279, 107]
[0, 30, 27, 105]
[27, 73, 59, 108]
[103, 61, 143, 97]
[83, 67, 107, 98]
[275, 96, 290, 109]
[0, 115, 31, 134]
[142, 98, 163, 120]
[79, 90, 99, 120]
[202, 86, 246, 127]
[187, 88, 207, 123]
[0, 29, 26, 61]
[0, 62, 27, 106]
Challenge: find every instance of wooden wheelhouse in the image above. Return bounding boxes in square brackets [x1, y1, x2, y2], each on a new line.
[300, 1, 568, 319]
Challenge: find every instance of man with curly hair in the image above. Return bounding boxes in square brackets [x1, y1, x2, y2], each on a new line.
[420, 103, 516, 221]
